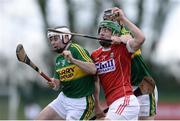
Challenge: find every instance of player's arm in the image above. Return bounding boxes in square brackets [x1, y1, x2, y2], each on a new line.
[93, 76, 106, 119]
[62, 50, 97, 75]
[47, 68, 61, 91]
[112, 7, 145, 52]
[70, 57, 97, 75]
[47, 78, 60, 91]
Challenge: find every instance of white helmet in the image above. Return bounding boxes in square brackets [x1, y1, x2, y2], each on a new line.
[47, 26, 72, 40]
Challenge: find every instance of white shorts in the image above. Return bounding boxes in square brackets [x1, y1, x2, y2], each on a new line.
[106, 95, 140, 120]
[49, 92, 94, 120]
[134, 86, 158, 117]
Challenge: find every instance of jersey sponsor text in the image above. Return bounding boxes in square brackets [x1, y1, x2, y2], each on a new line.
[96, 59, 116, 74]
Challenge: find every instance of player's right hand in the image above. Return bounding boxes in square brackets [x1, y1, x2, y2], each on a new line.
[47, 78, 60, 91]
[112, 7, 126, 22]
[111, 35, 133, 45]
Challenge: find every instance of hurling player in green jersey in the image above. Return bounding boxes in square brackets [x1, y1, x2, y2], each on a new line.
[36, 26, 96, 120]
[131, 50, 158, 120]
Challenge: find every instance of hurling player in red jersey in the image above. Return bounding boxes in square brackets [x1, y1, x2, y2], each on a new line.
[91, 7, 145, 120]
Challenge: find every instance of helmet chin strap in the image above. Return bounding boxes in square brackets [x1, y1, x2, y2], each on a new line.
[60, 35, 70, 44]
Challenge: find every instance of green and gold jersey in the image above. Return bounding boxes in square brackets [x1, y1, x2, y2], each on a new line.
[131, 49, 152, 86]
[53, 43, 95, 98]
[120, 25, 131, 35]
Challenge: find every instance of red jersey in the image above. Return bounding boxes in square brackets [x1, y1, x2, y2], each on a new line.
[91, 44, 133, 106]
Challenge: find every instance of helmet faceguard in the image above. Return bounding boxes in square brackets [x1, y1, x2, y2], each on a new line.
[47, 27, 72, 44]
[103, 9, 119, 22]
[47, 26, 72, 53]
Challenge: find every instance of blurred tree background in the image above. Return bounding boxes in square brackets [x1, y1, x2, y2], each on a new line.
[0, 0, 180, 119]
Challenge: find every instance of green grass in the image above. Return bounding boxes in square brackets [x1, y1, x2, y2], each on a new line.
[0, 97, 8, 119]
[0, 88, 58, 120]
[1, 90, 180, 119]
[159, 93, 180, 103]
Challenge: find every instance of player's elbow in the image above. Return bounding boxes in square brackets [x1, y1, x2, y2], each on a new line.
[88, 63, 97, 75]
[140, 34, 145, 44]
[137, 33, 145, 45]
[84, 63, 97, 75]
[130, 36, 145, 51]
[91, 64, 97, 75]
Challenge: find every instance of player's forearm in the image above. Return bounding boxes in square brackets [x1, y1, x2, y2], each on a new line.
[121, 17, 145, 51]
[94, 77, 101, 105]
[71, 58, 97, 75]
[94, 77, 105, 117]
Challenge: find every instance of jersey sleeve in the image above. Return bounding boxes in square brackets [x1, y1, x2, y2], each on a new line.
[53, 58, 60, 79]
[131, 49, 141, 58]
[71, 43, 93, 62]
[91, 50, 98, 62]
[53, 70, 59, 79]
